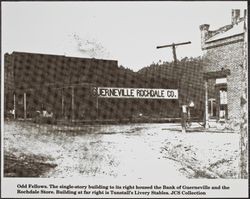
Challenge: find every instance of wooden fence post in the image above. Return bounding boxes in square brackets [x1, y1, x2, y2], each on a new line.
[71, 86, 75, 122]
[204, 80, 209, 128]
[24, 92, 27, 120]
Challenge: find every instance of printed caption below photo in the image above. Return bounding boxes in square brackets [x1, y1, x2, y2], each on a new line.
[17, 184, 231, 196]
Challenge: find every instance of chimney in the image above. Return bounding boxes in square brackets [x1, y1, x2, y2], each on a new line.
[232, 9, 241, 25]
[199, 24, 210, 48]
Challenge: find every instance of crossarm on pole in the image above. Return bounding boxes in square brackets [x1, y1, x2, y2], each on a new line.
[156, 41, 191, 49]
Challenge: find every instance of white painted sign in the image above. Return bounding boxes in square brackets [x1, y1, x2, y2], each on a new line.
[216, 77, 227, 84]
[96, 87, 178, 99]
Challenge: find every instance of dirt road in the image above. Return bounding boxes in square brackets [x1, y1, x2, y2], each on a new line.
[4, 121, 240, 179]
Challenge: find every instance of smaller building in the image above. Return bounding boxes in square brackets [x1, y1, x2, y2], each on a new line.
[200, 9, 247, 128]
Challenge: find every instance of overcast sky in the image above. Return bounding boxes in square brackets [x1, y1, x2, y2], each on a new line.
[2, 1, 247, 71]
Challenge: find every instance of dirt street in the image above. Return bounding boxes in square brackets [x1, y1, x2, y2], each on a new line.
[4, 121, 240, 179]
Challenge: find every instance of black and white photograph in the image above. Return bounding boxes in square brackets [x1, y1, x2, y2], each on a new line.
[1, 1, 248, 198]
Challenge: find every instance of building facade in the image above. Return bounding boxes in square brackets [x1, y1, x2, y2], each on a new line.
[200, 9, 247, 128]
[4, 52, 182, 122]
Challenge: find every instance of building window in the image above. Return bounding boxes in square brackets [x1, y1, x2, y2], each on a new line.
[219, 89, 228, 119]
[220, 90, 227, 105]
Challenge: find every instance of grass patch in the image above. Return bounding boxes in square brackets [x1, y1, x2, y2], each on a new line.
[4, 153, 57, 177]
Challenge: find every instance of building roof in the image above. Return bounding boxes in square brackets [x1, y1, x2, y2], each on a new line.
[10, 51, 118, 63]
[206, 20, 244, 43]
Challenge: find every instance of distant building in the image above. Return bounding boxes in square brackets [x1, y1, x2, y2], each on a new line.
[200, 9, 247, 128]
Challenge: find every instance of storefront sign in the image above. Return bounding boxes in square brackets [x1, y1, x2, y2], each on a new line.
[96, 87, 178, 99]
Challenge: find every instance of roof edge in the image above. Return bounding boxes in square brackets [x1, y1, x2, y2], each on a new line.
[205, 32, 244, 44]
[11, 51, 118, 62]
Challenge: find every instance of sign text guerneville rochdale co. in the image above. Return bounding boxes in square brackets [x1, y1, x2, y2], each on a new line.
[97, 87, 178, 99]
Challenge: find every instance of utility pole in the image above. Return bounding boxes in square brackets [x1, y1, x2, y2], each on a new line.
[156, 41, 191, 133]
[156, 41, 191, 65]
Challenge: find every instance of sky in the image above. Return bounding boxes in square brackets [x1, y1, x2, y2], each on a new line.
[1, 1, 247, 71]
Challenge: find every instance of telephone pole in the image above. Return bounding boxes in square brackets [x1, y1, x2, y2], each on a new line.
[156, 41, 191, 65]
[156, 41, 191, 133]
